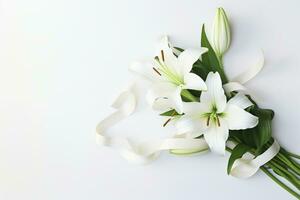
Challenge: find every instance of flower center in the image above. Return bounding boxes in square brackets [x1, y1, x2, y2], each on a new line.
[203, 105, 223, 127]
[152, 50, 184, 85]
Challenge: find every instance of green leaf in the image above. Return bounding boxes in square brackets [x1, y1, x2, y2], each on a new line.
[229, 106, 274, 155]
[201, 25, 228, 83]
[227, 143, 251, 174]
[201, 25, 221, 71]
[250, 108, 274, 151]
[160, 109, 179, 116]
[185, 89, 201, 99]
[192, 60, 211, 81]
[230, 129, 256, 148]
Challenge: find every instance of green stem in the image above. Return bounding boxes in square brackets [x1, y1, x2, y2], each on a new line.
[288, 157, 300, 172]
[218, 57, 229, 84]
[265, 142, 300, 175]
[226, 138, 300, 199]
[274, 156, 300, 176]
[278, 152, 294, 165]
[261, 167, 300, 199]
[277, 153, 300, 175]
[285, 150, 300, 160]
[181, 89, 198, 102]
[282, 151, 300, 171]
[268, 161, 300, 189]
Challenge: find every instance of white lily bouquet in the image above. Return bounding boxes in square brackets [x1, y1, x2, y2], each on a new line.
[97, 8, 300, 199]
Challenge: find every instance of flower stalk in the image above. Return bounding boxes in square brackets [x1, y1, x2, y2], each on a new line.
[181, 89, 199, 102]
[229, 134, 300, 199]
[261, 167, 300, 199]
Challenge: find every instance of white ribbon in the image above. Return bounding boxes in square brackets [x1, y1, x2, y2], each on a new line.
[223, 50, 280, 178]
[229, 140, 280, 178]
[223, 50, 264, 95]
[96, 84, 208, 164]
[96, 50, 280, 177]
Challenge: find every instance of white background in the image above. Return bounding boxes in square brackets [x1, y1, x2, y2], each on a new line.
[1, 0, 300, 199]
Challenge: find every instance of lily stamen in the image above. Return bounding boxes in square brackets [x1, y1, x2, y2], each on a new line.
[161, 50, 165, 61]
[216, 116, 221, 127]
[163, 110, 176, 127]
[152, 67, 161, 76]
[163, 118, 172, 127]
[206, 115, 211, 126]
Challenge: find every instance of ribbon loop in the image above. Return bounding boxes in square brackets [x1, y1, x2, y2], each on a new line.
[230, 140, 280, 178]
[231, 50, 265, 84]
[96, 83, 209, 164]
[223, 50, 264, 95]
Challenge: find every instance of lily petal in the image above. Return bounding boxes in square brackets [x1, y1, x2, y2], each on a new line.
[129, 60, 159, 81]
[146, 82, 176, 111]
[203, 119, 229, 155]
[156, 36, 170, 55]
[224, 104, 259, 130]
[176, 102, 209, 135]
[201, 72, 227, 113]
[175, 115, 206, 136]
[156, 36, 180, 75]
[147, 83, 183, 114]
[170, 86, 184, 114]
[182, 101, 210, 116]
[151, 98, 172, 111]
[227, 93, 253, 109]
[164, 50, 181, 76]
[178, 48, 208, 74]
[183, 73, 207, 91]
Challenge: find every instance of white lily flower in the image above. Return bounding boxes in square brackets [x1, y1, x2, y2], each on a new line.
[130, 36, 208, 114]
[211, 7, 231, 58]
[176, 72, 259, 155]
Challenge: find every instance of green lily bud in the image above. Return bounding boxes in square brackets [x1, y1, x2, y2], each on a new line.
[211, 7, 231, 59]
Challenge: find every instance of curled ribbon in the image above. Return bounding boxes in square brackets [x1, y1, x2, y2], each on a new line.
[229, 140, 280, 178]
[223, 51, 280, 178]
[96, 84, 208, 164]
[223, 50, 264, 95]
[96, 51, 280, 177]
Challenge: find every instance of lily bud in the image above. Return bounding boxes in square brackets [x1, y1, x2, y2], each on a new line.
[211, 7, 231, 59]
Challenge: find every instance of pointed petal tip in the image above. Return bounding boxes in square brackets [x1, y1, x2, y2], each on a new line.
[183, 73, 207, 91]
